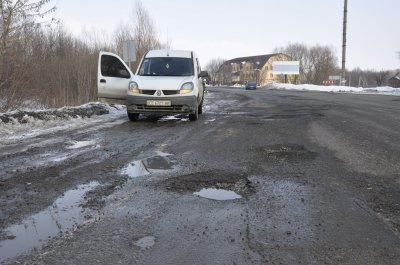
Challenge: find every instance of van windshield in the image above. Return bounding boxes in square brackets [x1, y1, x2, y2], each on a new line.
[138, 57, 194, 76]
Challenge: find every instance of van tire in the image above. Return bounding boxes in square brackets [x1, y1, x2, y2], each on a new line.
[189, 105, 198, 121]
[128, 113, 139, 121]
[198, 102, 203, 114]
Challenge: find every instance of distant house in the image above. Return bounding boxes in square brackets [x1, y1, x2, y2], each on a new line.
[217, 53, 297, 86]
[389, 73, 400, 88]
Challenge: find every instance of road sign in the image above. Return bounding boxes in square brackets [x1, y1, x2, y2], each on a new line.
[272, 61, 300, 75]
[122, 40, 136, 63]
[329, 75, 341, 81]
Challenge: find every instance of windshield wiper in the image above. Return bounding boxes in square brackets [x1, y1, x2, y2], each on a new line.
[162, 74, 193, 77]
[140, 74, 159, 76]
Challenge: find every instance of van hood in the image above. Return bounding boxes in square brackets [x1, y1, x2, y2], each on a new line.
[133, 75, 195, 91]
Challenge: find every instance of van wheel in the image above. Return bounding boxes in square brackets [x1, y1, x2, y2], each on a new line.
[189, 105, 198, 121]
[198, 102, 203, 114]
[128, 113, 139, 121]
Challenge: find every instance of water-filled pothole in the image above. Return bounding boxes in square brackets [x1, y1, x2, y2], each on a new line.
[122, 151, 177, 178]
[194, 188, 242, 201]
[0, 182, 99, 263]
[162, 170, 253, 197]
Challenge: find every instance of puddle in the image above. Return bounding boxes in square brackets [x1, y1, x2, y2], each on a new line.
[194, 188, 242, 201]
[122, 160, 150, 178]
[0, 182, 100, 263]
[134, 236, 155, 249]
[122, 152, 177, 178]
[143, 155, 175, 170]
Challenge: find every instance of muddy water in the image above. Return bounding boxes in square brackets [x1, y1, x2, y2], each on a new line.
[0, 182, 99, 263]
[122, 152, 177, 178]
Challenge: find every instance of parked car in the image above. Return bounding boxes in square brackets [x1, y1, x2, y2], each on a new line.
[97, 50, 208, 121]
[245, 81, 257, 90]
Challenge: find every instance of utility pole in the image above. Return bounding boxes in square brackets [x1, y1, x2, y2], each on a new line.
[341, 0, 348, 86]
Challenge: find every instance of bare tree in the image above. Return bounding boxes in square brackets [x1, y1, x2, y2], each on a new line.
[204, 58, 225, 85]
[113, 1, 162, 72]
[114, 22, 134, 56]
[274, 42, 337, 85]
[0, 0, 165, 112]
[132, 1, 161, 71]
[274, 43, 309, 83]
[374, 70, 390, 87]
[308, 45, 338, 84]
[0, 0, 55, 54]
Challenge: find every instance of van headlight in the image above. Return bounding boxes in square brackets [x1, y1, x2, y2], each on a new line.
[180, 82, 194, 94]
[129, 81, 139, 93]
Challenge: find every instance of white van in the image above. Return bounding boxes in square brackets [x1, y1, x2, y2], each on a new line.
[98, 50, 208, 121]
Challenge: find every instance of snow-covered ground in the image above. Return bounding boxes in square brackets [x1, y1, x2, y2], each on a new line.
[0, 103, 126, 145]
[269, 83, 400, 96]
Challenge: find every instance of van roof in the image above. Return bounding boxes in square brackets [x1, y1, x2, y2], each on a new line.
[145, 49, 193, 58]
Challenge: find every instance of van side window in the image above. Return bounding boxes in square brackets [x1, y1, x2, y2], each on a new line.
[101, 55, 131, 79]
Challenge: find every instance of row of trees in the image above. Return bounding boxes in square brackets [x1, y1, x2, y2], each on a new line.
[274, 43, 399, 87]
[345, 68, 398, 88]
[0, 0, 162, 112]
[205, 43, 399, 87]
[273, 43, 337, 85]
[204, 43, 339, 86]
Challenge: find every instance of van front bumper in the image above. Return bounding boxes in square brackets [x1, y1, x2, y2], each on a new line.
[126, 95, 197, 114]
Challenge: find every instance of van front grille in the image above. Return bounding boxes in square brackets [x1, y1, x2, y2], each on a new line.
[136, 105, 186, 112]
[140, 90, 156, 95]
[163, 90, 179, 95]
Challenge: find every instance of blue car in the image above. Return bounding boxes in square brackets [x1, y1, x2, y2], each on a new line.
[245, 81, 257, 90]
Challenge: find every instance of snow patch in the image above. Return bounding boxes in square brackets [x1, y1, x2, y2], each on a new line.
[0, 103, 126, 144]
[269, 83, 400, 96]
[67, 140, 98, 149]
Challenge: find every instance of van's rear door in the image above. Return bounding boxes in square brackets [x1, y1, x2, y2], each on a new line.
[97, 51, 133, 104]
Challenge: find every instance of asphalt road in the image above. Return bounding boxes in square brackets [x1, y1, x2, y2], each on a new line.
[1, 86, 400, 264]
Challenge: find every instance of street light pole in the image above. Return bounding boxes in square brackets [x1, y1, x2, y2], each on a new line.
[341, 0, 348, 86]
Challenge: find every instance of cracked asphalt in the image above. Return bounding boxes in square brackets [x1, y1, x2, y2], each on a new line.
[1, 87, 400, 264]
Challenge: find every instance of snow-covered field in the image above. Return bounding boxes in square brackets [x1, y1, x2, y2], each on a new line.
[269, 83, 400, 96]
[0, 103, 126, 144]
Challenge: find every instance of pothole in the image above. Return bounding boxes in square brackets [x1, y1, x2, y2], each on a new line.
[162, 170, 253, 196]
[122, 151, 177, 178]
[194, 188, 242, 201]
[257, 144, 317, 161]
[0, 182, 100, 263]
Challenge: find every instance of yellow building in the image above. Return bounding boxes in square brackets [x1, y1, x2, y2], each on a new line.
[217, 53, 297, 85]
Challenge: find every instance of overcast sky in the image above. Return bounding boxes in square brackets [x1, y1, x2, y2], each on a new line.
[55, 0, 399, 70]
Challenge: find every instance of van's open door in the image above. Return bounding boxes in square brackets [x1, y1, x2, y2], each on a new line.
[97, 51, 134, 104]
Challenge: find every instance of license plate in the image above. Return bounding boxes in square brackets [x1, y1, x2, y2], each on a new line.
[146, 100, 171, 106]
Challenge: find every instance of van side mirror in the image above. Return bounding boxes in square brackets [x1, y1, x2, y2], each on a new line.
[199, 71, 209, 78]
